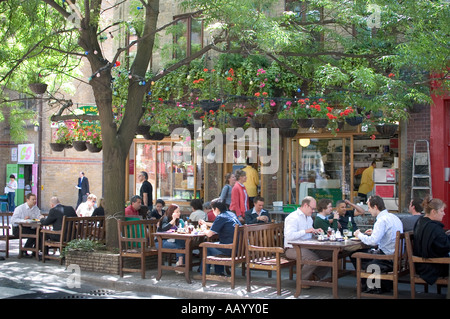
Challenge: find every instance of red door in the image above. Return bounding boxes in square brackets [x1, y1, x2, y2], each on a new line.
[430, 97, 450, 229]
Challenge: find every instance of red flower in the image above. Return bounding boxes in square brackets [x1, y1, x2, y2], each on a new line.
[388, 73, 395, 78]
[158, 98, 163, 102]
[254, 92, 260, 97]
[370, 134, 376, 140]
[226, 77, 233, 81]
[203, 68, 208, 72]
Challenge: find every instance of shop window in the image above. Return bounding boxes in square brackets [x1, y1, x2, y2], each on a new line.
[173, 15, 203, 59]
[135, 140, 200, 204]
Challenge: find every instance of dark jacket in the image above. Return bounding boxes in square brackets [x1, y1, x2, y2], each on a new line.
[78, 177, 90, 196]
[244, 208, 270, 225]
[413, 216, 450, 285]
[40, 204, 77, 241]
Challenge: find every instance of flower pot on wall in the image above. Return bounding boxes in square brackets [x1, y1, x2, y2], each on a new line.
[229, 117, 248, 128]
[311, 118, 328, 129]
[73, 141, 87, 151]
[86, 142, 102, 153]
[297, 118, 312, 128]
[375, 124, 398, 137]
[272, 118, 294, 129]
[345, 116, 363, 126]
[49, 143, 66, 152]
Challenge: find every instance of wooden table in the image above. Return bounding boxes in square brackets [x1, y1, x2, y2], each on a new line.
[18, 221, 41, 261]
[154, 231, 206, 284]
[289, 238, 365, 298]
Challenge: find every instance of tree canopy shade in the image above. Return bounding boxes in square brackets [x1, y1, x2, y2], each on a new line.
[0, 0, 448, 247]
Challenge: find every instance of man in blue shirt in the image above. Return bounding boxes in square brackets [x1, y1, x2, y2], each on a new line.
[198, 198, 241, 275]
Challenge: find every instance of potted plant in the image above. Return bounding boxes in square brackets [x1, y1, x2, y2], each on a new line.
[28, 73, 48, 95]
[85, 124, 102, 152]
[294, 99, 312, 128]
[342, 107, 363, 126]
[273, 101, 295, 129]
[229, 104, 248, 128]
[252, 97, 273, 124]
[72, 122, 88, 151]
[50, 125, 73, 152]
[309, 99, 329, 128]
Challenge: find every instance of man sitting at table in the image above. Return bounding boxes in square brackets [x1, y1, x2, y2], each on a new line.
[335, 199, 365, 233]
[351, 195, 403, 294]
[10, 193, 41, 254]
[40, 197, 77, 241]
[244, 196, 270, 224]
[197, 198, 241, 276]
[125, 195, 142, 217]
[284, 196, 331, 286]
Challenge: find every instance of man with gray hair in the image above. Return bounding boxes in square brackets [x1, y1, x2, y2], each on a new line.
[40, 196, 76, 241]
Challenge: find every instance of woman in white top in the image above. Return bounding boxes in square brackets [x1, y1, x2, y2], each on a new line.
[76, 194, 97, 217]
[6, 174, 17, 212]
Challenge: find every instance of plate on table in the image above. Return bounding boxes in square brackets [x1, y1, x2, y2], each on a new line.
[350, 237, 361, 241]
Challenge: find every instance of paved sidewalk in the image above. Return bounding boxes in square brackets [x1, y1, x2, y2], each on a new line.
[0, 240, 447, 300]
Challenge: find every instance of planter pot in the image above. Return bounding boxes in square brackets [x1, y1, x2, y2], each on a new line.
[193, 112, 204, 120]
[229, 117, 248, 128]
[136, 125, 150, 135]
[50, 143, 66, 152]
[375, 124, 398, 137]
[253, 113, 273, 124]
[297, 118, 312, 128]
[280, 128, 298, 138]
[272, 118, 294, 129]
[249, 118, 264, 128]
[345, 116, 363, 126]
[86, 142, 102, 153]
[28, 83, 48, 95]
[73, 140, 87, 151]
[311, 118, 329, 129]
[144, 132, 165, 140]
[200, 100, 221, 112]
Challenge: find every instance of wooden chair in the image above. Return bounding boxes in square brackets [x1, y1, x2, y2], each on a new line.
[199, 224, 246, 289]
[42, 216, 106, 264]
[0, 213, 18, 258]
[117, 219, 158, 279]
[353, 231, 408, 299]
[244, 222, 296, 295]
[405, 231, 450, 299]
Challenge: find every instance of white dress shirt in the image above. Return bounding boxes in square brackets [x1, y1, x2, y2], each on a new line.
[357, 209, 403, 255]
[284, 208, 313, 249]
[11, 203, 41, 227]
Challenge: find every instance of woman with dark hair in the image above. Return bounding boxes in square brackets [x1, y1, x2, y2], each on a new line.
[413, 197, 450, 285]
[156, 204, 185, 269]
[229, 170, 248, 223]
[6, 174, 17, 212]
[149, 199, 165, 219]
[197, 198, 241, 276]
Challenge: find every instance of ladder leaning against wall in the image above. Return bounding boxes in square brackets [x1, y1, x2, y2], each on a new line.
[411, 139, 432, 201]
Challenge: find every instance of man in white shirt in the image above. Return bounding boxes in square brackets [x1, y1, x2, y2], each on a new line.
[11, 193, 41, 251]
[352, 195, 403, 293]
[284, 196, 331, 284]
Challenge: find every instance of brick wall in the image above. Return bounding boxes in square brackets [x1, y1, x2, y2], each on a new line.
[405, 104, 430, 158]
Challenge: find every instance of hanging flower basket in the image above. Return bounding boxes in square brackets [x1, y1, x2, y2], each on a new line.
[136, 125, 150, 135]
[311, 118, 329, 129]
[72, 140, 87, 151]
[168, 124, 183, 132]
[253, 113, 273, 124]
[375, 124, 398, 137]
[49, 143, 66, 152]
[345, 116, 363, 126]
[86, 142, 102, 153]
[272, 118, 294, 129]
[28, 83, 48, 95]
[144, 132, 165, 140]
[280, 128, 298, 138]
[229, 117, 248, 128]
[249, 118, 264, 128]
[193, 112, 204, 120]
[297, 118, 313, 128]
[200, 100, 221, 112]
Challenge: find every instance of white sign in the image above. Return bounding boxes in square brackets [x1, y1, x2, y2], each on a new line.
[18, 144, 35, 164]
[11, 147, 17, 162]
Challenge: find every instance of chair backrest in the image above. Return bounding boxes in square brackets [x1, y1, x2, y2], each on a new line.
[0, 213, 13, 236]
[117, 219, 158, 251]
[404, 231, 416, 276]
[244, 222, 285, 261]
[64, 216, 106, 242]
[392, 231, 407, 273]
[230, 224, 246, 260]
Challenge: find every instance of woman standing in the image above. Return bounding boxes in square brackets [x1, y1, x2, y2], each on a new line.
[156, 204, 185, 268]
[219, 172, 236, 210]
[413, 197, 450, 285]
[229, 170, 248, 224]
[6, 174, 17, 212]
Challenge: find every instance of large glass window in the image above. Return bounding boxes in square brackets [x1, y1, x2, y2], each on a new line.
[173, 16, 203, 59]
[135, 140, 200, 204]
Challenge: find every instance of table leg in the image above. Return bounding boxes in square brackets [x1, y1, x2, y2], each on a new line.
[156, 237, 162, 280]
[332, 248, 339, 299]
[184, 238, 192, 284]
[294, 245, 302, 298]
